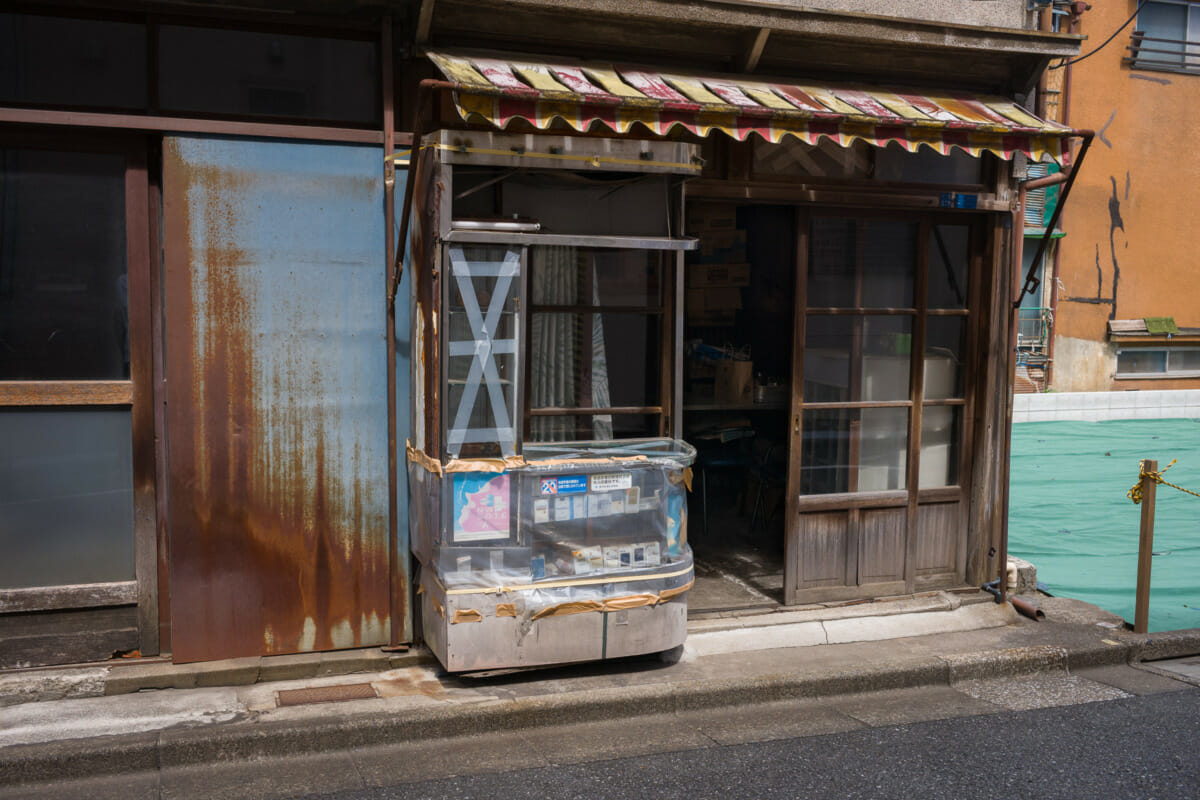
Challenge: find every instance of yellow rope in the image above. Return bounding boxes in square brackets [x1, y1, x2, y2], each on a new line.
[1127, 459, 1200, 504]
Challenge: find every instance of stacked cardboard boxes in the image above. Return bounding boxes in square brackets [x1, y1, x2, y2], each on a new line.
[686, 203, 750, 327]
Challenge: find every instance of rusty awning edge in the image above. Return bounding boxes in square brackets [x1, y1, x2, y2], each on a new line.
[428, 50, 1077, 165]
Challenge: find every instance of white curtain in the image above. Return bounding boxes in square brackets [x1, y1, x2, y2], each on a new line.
[530, 246, 612, 441]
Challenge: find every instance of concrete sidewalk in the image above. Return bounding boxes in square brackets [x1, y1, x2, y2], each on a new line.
[2, 590, 1199, 791]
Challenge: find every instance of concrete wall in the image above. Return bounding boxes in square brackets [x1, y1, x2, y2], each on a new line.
[747, 0, 1035, 30]
[1052, 335, 1114, 393]
[1013, 390, 1200, 422]
[1052, 1, 1200, 391]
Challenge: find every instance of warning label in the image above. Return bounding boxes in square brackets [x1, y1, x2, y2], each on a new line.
[590, 472, 633, 492]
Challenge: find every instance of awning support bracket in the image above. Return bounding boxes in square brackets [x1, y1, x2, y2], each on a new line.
[1014, 130, 1094, 310]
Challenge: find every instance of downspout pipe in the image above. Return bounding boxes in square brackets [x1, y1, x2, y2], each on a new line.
[1047, 3, 1089, 386]
[390, 78, 456, 310]
[993, 131, 1094, 610]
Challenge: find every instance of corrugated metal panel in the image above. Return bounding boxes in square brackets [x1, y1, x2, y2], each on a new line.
[163, 136, 405, 662]
[1024, 162, 1049, 227]
[1024, 162, 1061, 229]
[428, 50, 1076, 164]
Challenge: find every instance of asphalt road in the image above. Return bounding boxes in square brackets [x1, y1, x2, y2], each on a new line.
[303, 688, 1200, 800]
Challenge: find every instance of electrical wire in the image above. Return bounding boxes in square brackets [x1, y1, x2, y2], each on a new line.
[1049, 1, 1147, 69]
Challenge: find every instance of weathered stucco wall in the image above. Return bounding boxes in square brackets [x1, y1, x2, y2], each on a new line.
[749, 0, 1035, 30]
[1053, 335, 1114, 393]
[1053, 1, 1200, 390]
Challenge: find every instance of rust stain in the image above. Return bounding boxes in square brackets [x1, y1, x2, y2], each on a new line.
[165, 141, 390, 663]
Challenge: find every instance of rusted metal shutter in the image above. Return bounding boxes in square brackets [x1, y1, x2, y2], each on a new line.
[162, 136, 406, 662]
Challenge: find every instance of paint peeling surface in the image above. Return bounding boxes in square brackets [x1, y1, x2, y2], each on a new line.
[163, 137, 401, 662]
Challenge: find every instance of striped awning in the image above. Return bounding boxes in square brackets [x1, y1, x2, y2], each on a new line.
[428, 51, 1075, 164]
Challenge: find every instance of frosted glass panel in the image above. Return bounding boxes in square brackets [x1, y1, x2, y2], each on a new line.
[0, 409, 134, 588]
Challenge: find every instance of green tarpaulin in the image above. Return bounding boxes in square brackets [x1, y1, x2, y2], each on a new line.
[1009, 419, 1200, 632]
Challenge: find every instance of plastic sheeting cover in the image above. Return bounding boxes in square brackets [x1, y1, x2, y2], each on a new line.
[409, 438, 696, 612]
[1009, 419, 1200, 633]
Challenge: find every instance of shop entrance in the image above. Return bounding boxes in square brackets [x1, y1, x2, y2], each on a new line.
[683, 204, 794, 612]
[684, 203, 983, 611]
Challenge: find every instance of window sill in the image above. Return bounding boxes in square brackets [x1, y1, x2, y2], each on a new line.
[1114, 372, 1200, 380]
[1126, 62, 1200, 77]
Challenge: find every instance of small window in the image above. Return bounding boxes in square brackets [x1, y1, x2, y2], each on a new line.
[1116, 347, 1200, 377]
[0, 148, 130, 380]
[1129, 1, 1200, 74]
[0, 13, 148, 110]
[157, 25, 379, 124]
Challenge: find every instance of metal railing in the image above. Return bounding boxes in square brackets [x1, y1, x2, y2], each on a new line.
[1016, 307, 1052, 358]
[1126, 31, 1200, 74]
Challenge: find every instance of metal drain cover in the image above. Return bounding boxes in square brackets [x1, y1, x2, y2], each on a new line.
[277, 683, 378, 707]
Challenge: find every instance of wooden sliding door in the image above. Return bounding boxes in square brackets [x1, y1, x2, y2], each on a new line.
[784, 210, 983, 604]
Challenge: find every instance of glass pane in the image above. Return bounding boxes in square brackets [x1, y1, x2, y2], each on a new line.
[807, 217, 857, 307]
[0, 148, 129, 380]
[804, 316, 913, 402]
[860, 407, 909, 492]
[874, 145, 983, 184]
[925, 316, 966, 400]
[0, 14, 147, 109]
[1140, 3, 1187, 63]
[801, 407, 908, 494]
[1117, 349, 1167, 375]
[800, 408, 852, 494]
[929, 225, 971, 309]
[529, 311, 661, 420]
[445, 246, 520, 458]
[861, 220, 916, 308]
[919, 405, 959, 489]
[158, 25, 379, 124]
[0, 408, 134, 588]
[528, 413, 658, 442]
[1168, 349, 1200, 372]
[530, 246, 662, 307]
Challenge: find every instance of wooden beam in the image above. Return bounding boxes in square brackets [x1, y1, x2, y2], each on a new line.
[0, 381, 133, 406]
[417, 0, 436, 45]
[0, 107, 384, 144]
[0, 582, 138, 614]
[742, 27, 771, 73]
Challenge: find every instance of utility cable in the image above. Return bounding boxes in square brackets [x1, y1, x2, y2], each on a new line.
[1050, 1, 1147, 69]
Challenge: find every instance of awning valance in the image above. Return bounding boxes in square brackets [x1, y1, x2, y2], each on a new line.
[428, 51, 1075, 165]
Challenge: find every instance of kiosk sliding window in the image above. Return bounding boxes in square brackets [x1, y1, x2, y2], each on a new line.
[525, 245, 670, 442]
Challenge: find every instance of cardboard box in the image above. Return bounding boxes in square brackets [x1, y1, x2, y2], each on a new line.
[687, 204, 738, 232]
[687, 287, 743, 313]
[688, 263, 751, 287]
[700, 229, 747, 257]
[687, 310, 737, 328]
[715, 360, 754, 405]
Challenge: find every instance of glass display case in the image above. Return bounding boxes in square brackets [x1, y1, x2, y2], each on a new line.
[406, 131, 700, 672]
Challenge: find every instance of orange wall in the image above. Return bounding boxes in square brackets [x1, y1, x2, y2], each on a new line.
[1053, 1, 1200, 389]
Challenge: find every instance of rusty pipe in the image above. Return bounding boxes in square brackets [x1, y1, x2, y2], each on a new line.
[1014, 130, 1094, 310]
[1010, 595, 1045, 620]
[1022, 171, 1069, 192]
[390, 78, 456, 309]
[983, 580, 1044, 620]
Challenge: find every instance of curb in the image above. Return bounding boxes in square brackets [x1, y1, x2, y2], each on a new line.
[0, 637, 1159, 787]
[0, 648, 436, 708]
